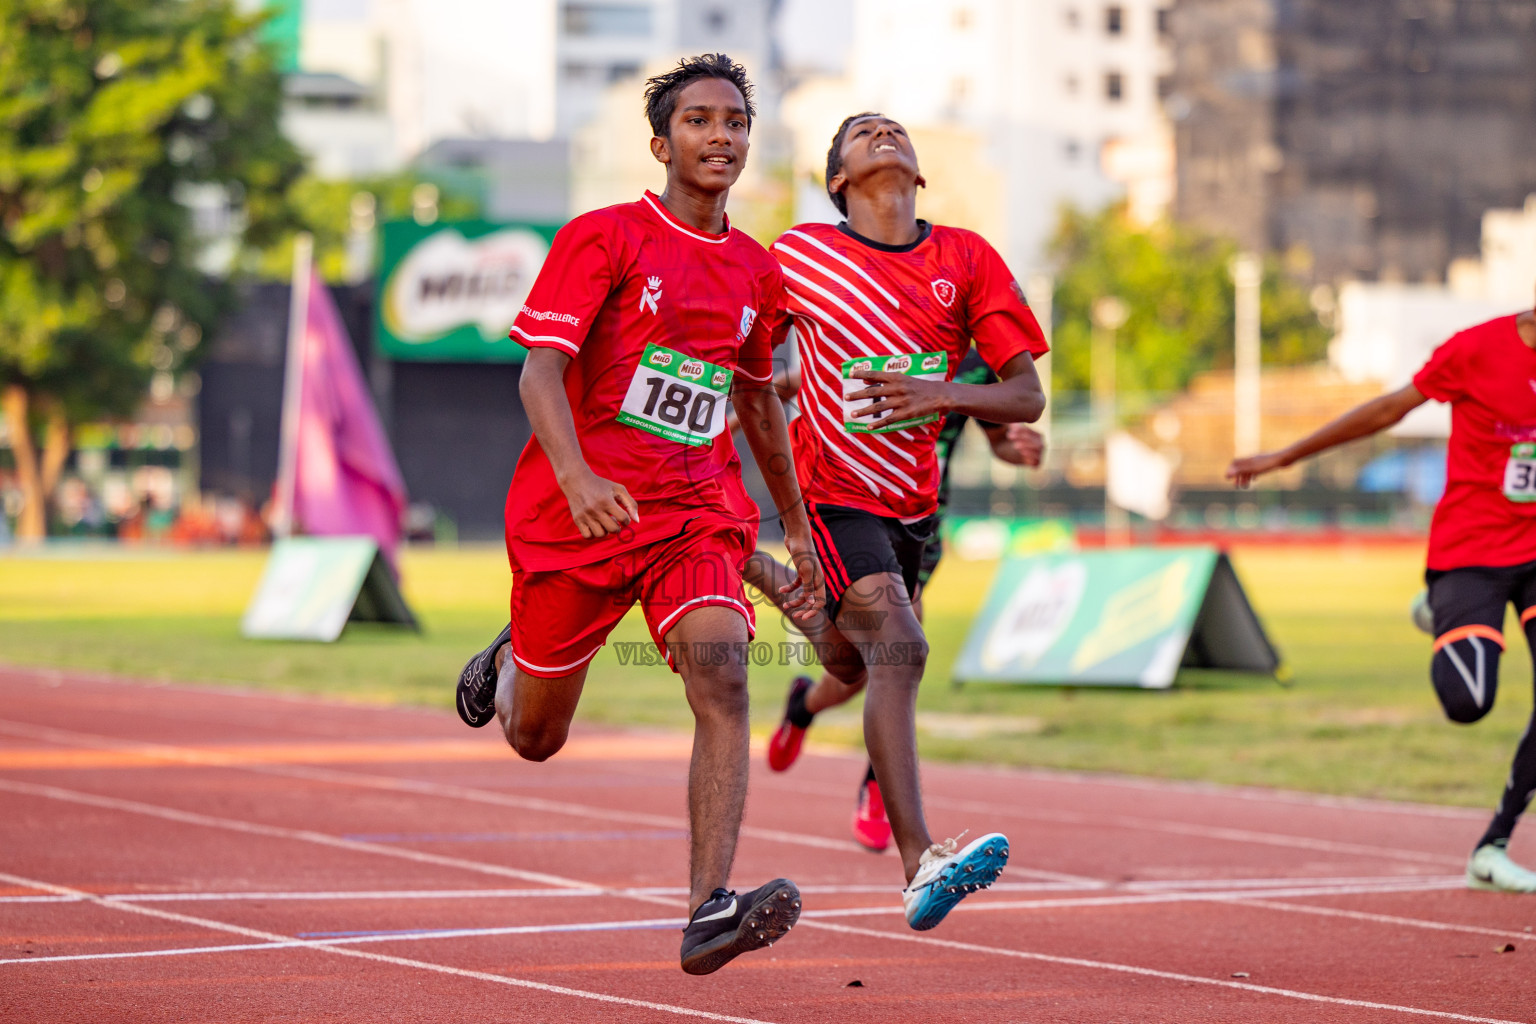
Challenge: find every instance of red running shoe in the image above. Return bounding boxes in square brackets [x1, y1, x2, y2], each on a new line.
[851, 777, 892, 852]
[766, 675, 813, 772]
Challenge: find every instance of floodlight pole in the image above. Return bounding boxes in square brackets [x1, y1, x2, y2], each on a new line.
[1232, 252, 1262, 460]
[1091, 295, 1129, 547]
[272, 232, 313, 539]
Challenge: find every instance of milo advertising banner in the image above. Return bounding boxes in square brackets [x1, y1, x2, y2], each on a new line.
[376, 219, 561, 361]
[954, 546, 1280, 688]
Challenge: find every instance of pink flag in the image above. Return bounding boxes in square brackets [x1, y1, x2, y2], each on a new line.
[291, 271, 408, 569]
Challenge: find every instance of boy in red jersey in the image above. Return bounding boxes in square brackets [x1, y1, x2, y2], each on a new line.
[1229, 296, 1536, 892]
[453, 55, 823, 974]
[745, 113, 1049, 930]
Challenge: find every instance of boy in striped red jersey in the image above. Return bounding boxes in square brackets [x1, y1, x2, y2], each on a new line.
[747, 112, 1049, 930]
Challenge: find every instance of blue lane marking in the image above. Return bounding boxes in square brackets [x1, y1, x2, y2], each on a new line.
[341, 829, 686, 843]
[297, 920, 679, 940]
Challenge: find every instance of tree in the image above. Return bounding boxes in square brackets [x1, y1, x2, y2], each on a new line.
[0, 0, 303, 539]
[1048, 203, 1329, 401]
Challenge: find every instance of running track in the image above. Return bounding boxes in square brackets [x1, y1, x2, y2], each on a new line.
[1, 666, 1532, 1023]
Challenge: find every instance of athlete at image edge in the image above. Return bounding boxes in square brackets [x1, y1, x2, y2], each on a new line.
[1228, 294, 1536, 893]
[465, 57, 823, 975]
[748, 111, 1048, 929]
[755, 354, 1045, 855]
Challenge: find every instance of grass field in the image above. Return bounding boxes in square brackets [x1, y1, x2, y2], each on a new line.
[1, 541, 1530, 810]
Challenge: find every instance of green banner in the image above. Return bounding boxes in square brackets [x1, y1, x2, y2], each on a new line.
[242, 537, 418, 642]
[953, 546, 1279, 688]
[376, 219, 561, 362]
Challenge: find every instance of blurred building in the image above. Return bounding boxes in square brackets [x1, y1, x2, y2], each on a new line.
[778, 0, 1173, 276]
[281, 72, 397, 178]
[1170, 0, 1536, 284]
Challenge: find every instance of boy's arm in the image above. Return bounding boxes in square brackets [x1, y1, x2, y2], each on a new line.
[847, 351, 1045, 427]
[519, 347, 640, 538]
[730, 377, 824, 620]
[1226, 384, 1428, 488]
[983, 422, 1045, 468]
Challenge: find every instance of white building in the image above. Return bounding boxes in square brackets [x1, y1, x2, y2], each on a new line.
[796, 0, 1173, 276]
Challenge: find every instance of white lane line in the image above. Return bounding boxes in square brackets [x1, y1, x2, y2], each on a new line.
[761, 775, 1465, 868]
[0, 716, 1464, 872]
[0, 777, 614, 897]
[0, 718, 878, 858]
[1223, 897, 1536, 944]
[0, 669, 1491, 823]
[1, 778, 1521, 1021]
[0, 915, 685, 966]
[0, 870, 775, 1024]
[0, 881, 1092, 906]
[797, 918, 1530, 1024]
[0, 882, 1481, 969]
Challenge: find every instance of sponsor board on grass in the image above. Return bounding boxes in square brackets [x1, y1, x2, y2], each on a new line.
[243, 537, 417, 642]
[377, 219, 560, 362]
[953, 546, 1280, 688]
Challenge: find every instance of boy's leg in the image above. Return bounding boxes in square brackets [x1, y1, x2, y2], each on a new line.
[493, 567, 630, 760]
[666, 604, 754, 913]
[1474, 567, 1536, 851]
[1427, 567, 1508, 724]
[835, 570, 933, 882]
[492, 646, 589, 762]
[648, 528, 802, 973]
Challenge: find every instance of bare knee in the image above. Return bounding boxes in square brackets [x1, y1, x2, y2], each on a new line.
[685, 662, 750, 723]
[505, 720, 569, 762]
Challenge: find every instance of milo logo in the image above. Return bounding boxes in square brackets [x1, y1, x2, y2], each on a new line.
[850, 360, 874, 374]
[711, 370, 729, 387]
[886, 355, 912, 373]
[679, 359, 705, 380]
[922, 354, 943, 372]
[650, 351, 674, 367]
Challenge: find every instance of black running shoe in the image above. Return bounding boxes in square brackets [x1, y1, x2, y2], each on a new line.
[456, 623, 511, 728]
[680, 878, 801, 976]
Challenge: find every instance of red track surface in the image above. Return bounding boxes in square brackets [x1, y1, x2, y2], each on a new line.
[1, 665, 1532, 1023]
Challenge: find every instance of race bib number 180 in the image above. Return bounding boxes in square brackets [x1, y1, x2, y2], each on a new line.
[617, 344, 734, 447]
[841, 351, 948, 433]
[1505, 442, 1536, 503]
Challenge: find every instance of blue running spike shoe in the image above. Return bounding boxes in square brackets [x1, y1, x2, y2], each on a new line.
[902, 832, 1009, 931]
[456, 623, 511, 728]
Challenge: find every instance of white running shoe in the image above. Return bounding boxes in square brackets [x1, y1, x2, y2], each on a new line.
[1411, 588, 1435, 636]
[1467, 843, 1536, 893]
[901, 832, 1009, 931]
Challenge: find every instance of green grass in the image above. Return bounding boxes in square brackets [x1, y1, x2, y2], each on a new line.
[1, 542, 1529, 809]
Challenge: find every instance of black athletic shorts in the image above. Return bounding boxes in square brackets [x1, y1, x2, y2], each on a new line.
[805, 500, 937, 622]
[1425, 559, 1536, 645]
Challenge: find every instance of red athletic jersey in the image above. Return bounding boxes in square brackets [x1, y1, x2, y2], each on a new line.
[772, 222, 1048, 519]
[1412, 314, 1536, 570]
[504, 192, 783, 572]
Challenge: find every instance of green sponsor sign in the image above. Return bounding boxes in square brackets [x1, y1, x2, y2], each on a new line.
[242, 537, 418, 642]
[954, 546, 1279, 688]
[376, 218, 561, 362]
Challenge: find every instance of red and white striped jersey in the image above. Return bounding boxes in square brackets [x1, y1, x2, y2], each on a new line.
[771, 221, 1048, 519]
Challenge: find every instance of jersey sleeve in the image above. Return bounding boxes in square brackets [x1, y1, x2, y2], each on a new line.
[1412, 330, 1470, 404]
[736, 262, 785, 383]
[508, 214, 616, 356]
[965, 236, 1049, 372]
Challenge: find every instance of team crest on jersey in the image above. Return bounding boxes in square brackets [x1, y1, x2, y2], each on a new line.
[931, 278, 957, 307]
[739, 305, 757, 338]
[640, 276, 663, 315]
